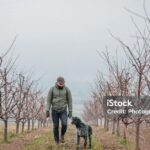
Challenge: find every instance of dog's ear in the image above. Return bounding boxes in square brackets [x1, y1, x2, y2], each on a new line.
[72, 117, 77, 121]
[72, 117, 76, 121]
[71, 117, 77, 124]
[76, 118, 82, 124]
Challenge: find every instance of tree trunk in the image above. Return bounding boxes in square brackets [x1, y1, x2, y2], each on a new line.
[104, 117, 107, 129]
[16, 121, 20, 134]
[41, 120, 43, 127]
[4, 120, 8, 142]
[123, 124, 128, 141]
[4, 69, 8, 142]
[135, 122, 141, 150]
[116, 118, 120, 136]
[106, 119, 109, 131]
[43, 120, 46, 127]
[21, 122, 25, 133]
[112, 118, 115, 134]
[38, 120, 40, 128]
[27, 119, 30, 131]
[32, 119, 34, 130]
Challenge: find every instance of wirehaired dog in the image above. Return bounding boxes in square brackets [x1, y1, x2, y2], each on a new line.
[71, 117, 92, 148]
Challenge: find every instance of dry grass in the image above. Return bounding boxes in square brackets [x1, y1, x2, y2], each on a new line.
[22, 126, 102, 150]
[94, 127, 130, 150]
[0, 124, 142, 150]
[0, 123, 36, 143]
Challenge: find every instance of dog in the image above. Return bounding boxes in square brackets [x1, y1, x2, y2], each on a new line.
[71, 117, 92, 148]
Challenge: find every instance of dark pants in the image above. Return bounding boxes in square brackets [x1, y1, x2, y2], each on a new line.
[52, 110, 68, 142]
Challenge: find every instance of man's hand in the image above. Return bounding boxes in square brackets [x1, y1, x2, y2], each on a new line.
[46, 110, 50, 118]
[68, 111, 72, 118]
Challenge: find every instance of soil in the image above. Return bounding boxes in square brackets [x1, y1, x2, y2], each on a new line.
[0, 126, 130, 150]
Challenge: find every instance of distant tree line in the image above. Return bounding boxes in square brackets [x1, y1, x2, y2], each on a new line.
[0, 38, 47, 142]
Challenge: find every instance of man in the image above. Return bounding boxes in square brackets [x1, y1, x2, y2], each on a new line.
[46, 76, 72, 144]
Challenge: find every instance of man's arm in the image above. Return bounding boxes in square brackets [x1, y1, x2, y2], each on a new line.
[66, 87, 72, 112]
[46, 87, 53, 111]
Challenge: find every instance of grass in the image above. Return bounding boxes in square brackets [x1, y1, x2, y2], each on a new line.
[22, 134, 103, 150]
[92, 135, 103, 150]
[1, 125, 132, 150]
[21, 127, 65, 150]
[22, 133, 49, 150]
[0, 124, 16, 143]
[22, 126, 103, 150]
[116, 136, 132, 150]
[0, 124, 35, 143]
[99, 127, 108, 133]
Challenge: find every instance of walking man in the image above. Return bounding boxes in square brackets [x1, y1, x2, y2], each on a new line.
[46, 76, 72, 144]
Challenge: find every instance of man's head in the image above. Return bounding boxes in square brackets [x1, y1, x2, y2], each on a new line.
[56, 76, 65, 88]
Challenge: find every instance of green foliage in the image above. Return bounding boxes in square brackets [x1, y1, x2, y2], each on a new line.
[22, 128, 103, 150]
[118, 137, 132, 150]
[92, 135, 103, 150]
[9, 131, 16, 138]
[22, 132, 53, 150]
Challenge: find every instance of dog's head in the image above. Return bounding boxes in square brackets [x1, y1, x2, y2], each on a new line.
[71, 117, 82, 126]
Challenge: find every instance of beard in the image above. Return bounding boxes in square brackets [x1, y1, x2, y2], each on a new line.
[58, 86, 64, 89]
[56, 82, 64, 89]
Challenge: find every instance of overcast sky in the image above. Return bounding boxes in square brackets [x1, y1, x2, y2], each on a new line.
[0, 0, 147, 117]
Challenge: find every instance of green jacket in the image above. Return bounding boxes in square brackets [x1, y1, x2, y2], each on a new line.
[46, 85, 72, 112]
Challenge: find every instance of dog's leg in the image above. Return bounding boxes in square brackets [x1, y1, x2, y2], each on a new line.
[88, 134, 92, 148]
[77, 135, 80, 146]
[84, 136, 87, 148]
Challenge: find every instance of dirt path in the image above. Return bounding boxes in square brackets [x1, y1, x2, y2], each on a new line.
[21, 126, 102, 150]
[0, 126, 129, 150]
[94, 127, 129, 150]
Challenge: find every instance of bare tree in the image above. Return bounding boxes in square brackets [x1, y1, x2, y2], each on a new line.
[0, 68, 17, 141]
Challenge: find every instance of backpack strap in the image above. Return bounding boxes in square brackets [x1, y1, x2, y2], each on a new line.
[65, 87, 69, 102]
[51, 87, 54, 103]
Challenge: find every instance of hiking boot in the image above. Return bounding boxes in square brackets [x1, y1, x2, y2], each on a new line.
[55, 140, 59, 145]
[61, 136, 65, 143]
